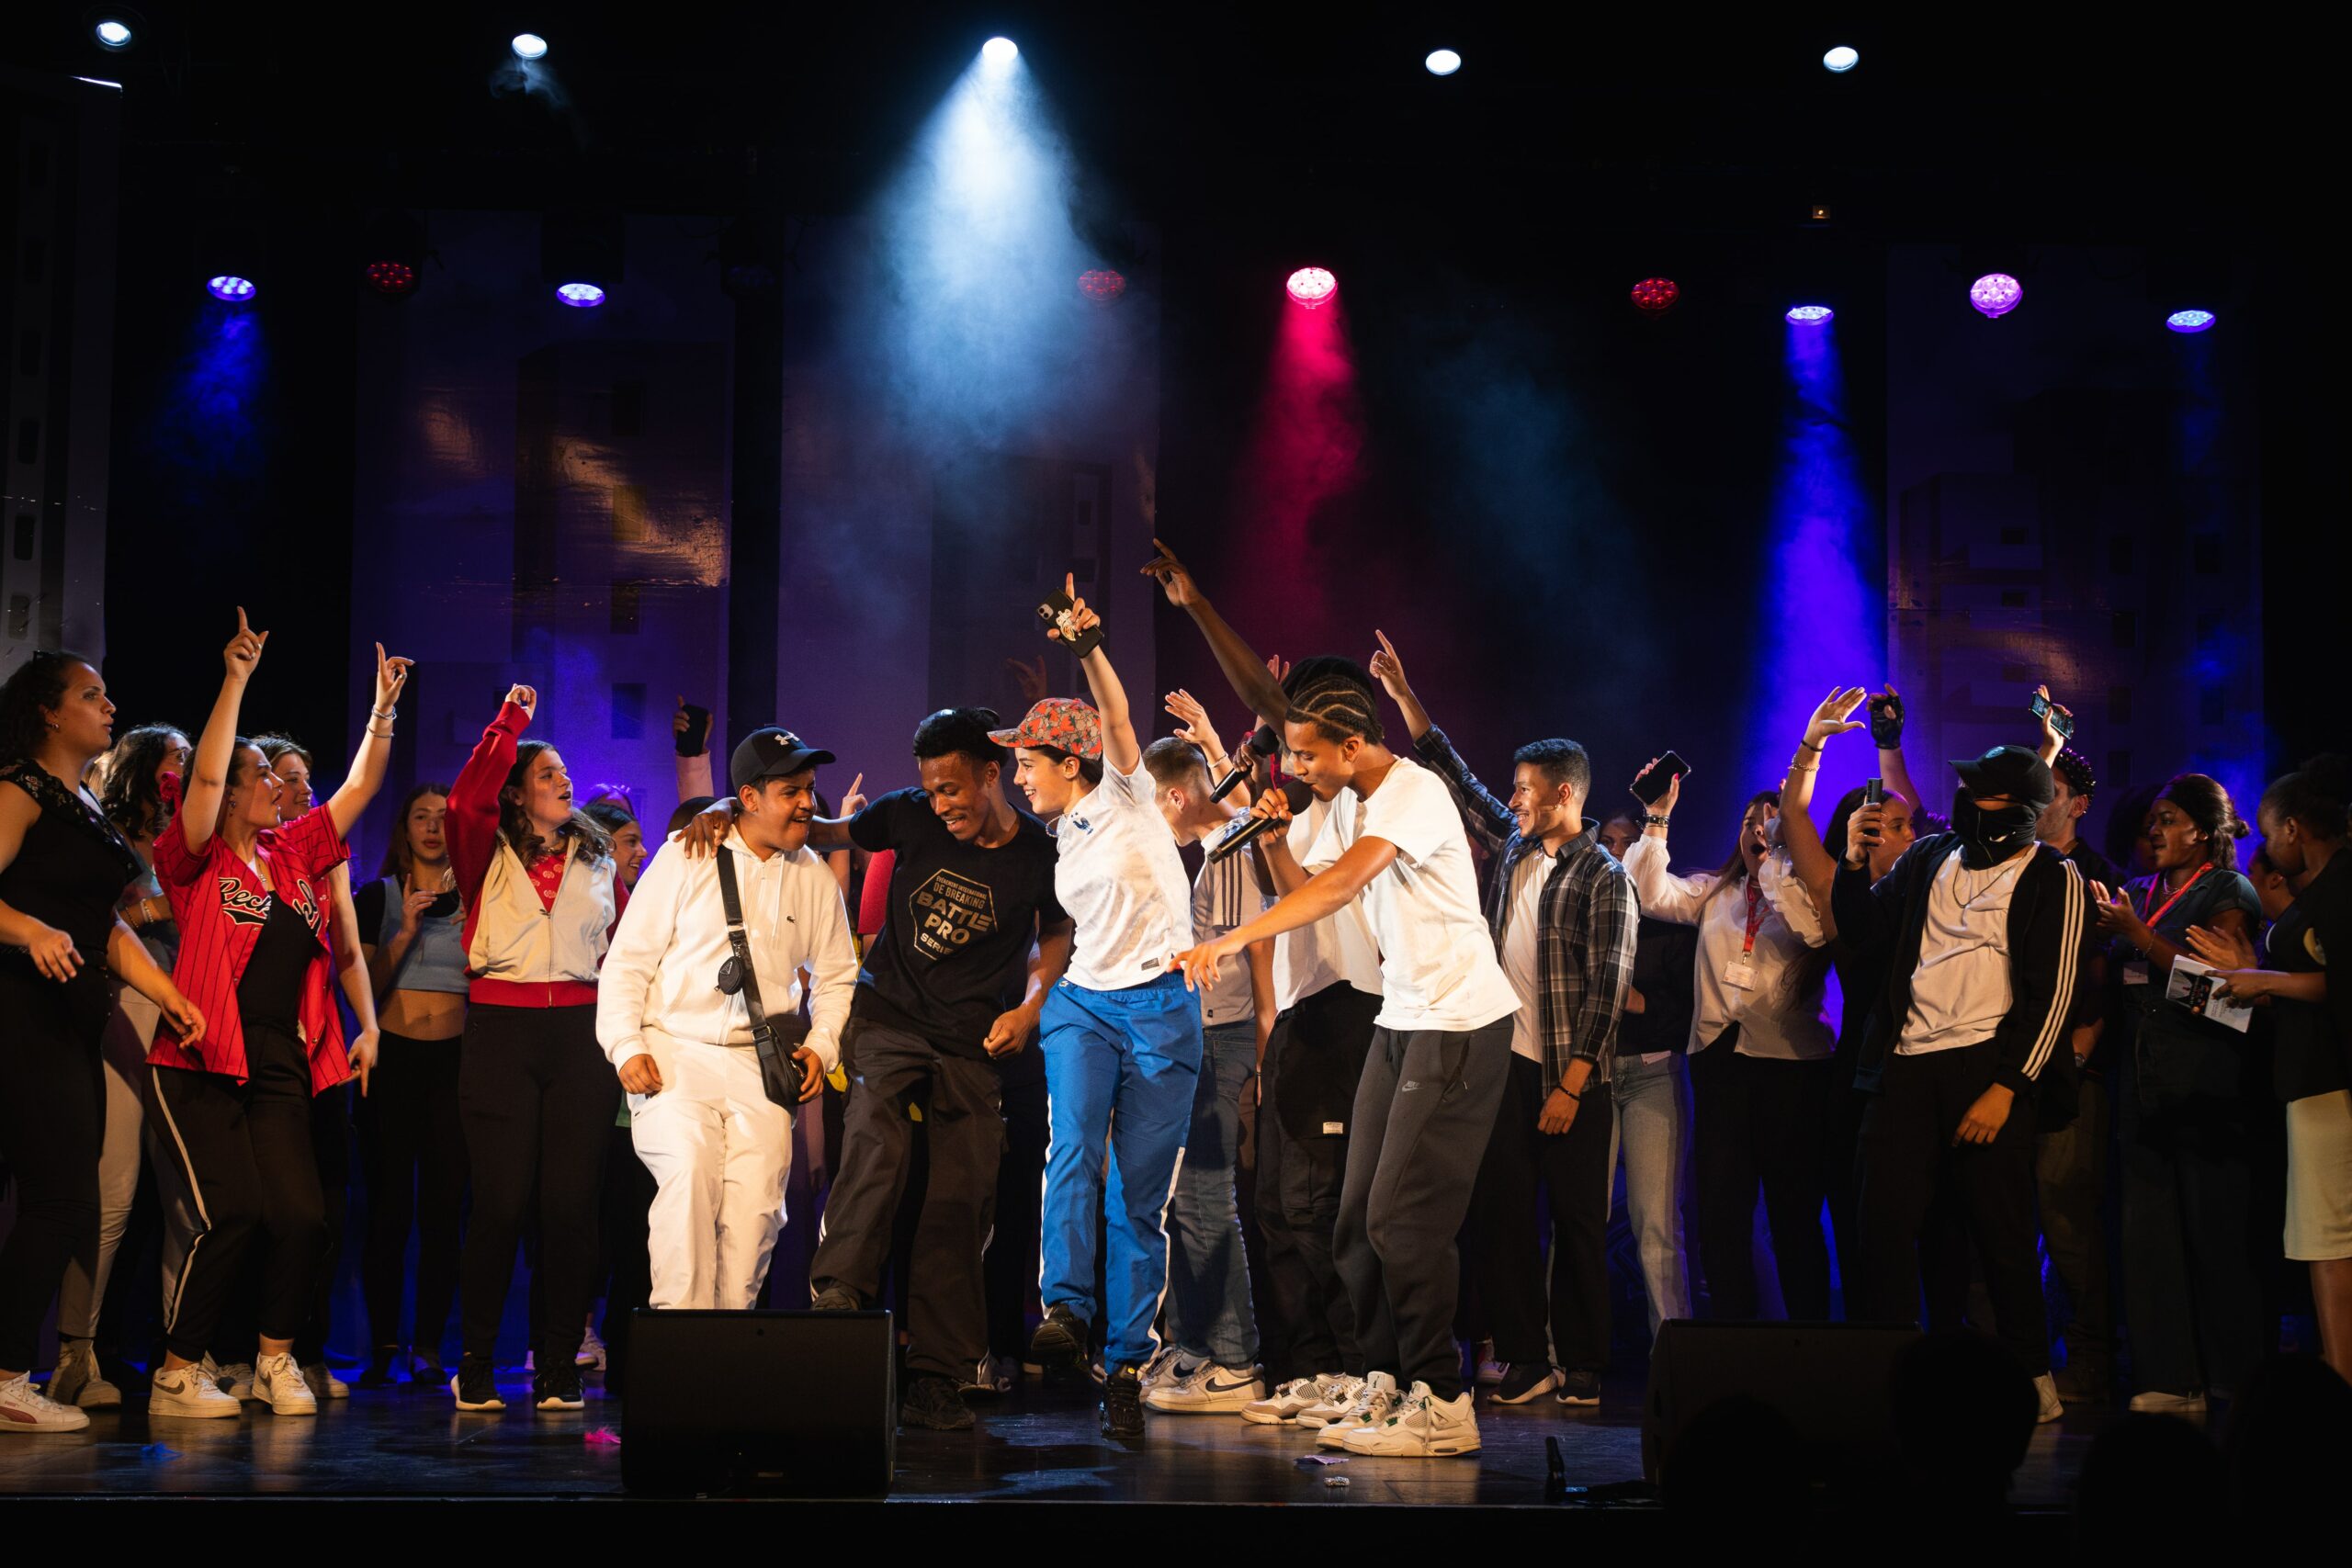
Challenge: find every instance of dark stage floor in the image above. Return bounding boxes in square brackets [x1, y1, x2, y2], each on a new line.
[0, 1360, 2115, 1511]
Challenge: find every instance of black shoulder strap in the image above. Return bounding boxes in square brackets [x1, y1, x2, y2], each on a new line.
[714, 846, 781, 1065]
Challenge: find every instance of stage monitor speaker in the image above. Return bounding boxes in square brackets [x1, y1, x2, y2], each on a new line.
[1641, 1319, 1922, 1488]
[623, 1308, 896, 1498]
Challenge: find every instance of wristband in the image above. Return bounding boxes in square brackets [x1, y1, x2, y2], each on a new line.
[371, 707, 397, 720]
[1644, 814, 1671, 828]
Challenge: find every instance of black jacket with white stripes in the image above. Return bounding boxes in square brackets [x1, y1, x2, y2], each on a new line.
[1831, 832, 2086, 1098]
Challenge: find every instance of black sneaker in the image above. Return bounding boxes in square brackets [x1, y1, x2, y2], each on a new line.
[1495, 1363, 1562, 1404]
[810, 1281, 862, 1313]
[1029, 1304, 1090, 1371]
[1555, 1368, 1601, 1407]
[900, 1374, 977, 1431]
[358, 1345, 401, 1389]
[450, 1354, 504, 1411]
[1100, 1364, 1146, 1438]
[534, 1361, 585, 1411]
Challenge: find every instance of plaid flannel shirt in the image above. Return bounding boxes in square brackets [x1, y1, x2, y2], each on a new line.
[1413, 727, 1637, 1088]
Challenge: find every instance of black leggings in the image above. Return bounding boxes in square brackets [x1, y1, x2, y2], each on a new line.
[357, 1029, 469, 1356]
[456, 1004, 617, 1364]
[149, 1024, 330, 1363]
[0, 976, 105, 1372]
[1691, 1037, 1835, 1320]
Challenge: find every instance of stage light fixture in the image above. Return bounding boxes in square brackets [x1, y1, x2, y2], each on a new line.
[365, 261, 418, 297]
[94, 17, 133, 50]
[1970, 273, 2023, 319]
[1080, 269, 1127, 305]
[1286, 267, 1337, 309]
[1426, 49, 1462, 75]
[2166, 310, 2216, 333]
[1823, 45, 1859, 73]
[1786, 304, 1833, 324]
[555, 282, 606, 308]
[542, 210, 623, 310]
[1631, 277, 1679, 316]
[982, 37, 1018, 66]
[512, 33, 548, 61]
[207, 276, 256, 302]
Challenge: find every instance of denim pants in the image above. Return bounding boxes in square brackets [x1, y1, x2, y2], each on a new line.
[1164, 1020, 1261, 1367]
[1610, 1050, 1692, 1333]
[1039, 975, 1203, 1371]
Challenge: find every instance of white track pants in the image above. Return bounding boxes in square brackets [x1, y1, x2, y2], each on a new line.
[628, 1031, 793, 1311]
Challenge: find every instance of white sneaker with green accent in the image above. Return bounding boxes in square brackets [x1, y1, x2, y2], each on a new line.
[1316, 1371, 1400, 1450]
[1244, 1373, 1345, 1426]
[1339, 1381, 1482, 1457]
[1298, 1374, 1365, 1429]
[1, 1371, 91, 1433]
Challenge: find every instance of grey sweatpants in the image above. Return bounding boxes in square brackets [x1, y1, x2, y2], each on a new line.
[1333, 1018, 1512, 1401]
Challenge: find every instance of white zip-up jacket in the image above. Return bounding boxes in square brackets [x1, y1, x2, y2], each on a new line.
[596, 827, 858, 1074]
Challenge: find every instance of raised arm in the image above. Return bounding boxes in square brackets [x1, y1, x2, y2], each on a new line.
[1866, 684, 1925, 818]
[1781, 687, 1869, 916]
[1368, 629, 1513, 851]
[673, 696, 716, 807]
[1620, 769, 1713, 926]
[1367, 629, 1435, 742]
[447, 684, 533, 902]
[1052, 574, 1141, 775]
[1138, 528, 1290, 728]
[324, 642, 412, 840]
[2031, 683, 2074, 767]
[181, 608, 266, 858]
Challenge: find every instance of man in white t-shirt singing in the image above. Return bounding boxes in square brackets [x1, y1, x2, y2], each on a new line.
[1172, 674, 1520, 1459]
[996, 578, 1200, 1441]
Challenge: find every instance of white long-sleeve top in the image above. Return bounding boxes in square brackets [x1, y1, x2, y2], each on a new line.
[596, 828, 858, 1074]
[1622, 834, 1834, 1062]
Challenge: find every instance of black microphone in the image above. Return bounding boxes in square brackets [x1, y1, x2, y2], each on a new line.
[1206, 725, 1280, 803]
[1205, 779, 1314, 864]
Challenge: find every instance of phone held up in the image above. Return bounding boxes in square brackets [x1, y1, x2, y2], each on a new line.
[2029, 691, 2076, 739]
[1037, 588, 1105, 660]
[1631, 752, 1692, 807]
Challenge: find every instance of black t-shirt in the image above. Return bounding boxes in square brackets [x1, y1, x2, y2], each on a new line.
[238, 893, 320, 1034]
[849, 789, 1067, 1059]
[1624, 916, 1699, 1056]
[2270, 852, 2350, 1103]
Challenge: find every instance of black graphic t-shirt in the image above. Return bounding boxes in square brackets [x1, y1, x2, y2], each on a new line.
[849, 788, 1067, 1059]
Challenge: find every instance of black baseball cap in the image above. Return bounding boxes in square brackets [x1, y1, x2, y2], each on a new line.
[729, 728, 836, 792]
[1951, 745, 2055, 808]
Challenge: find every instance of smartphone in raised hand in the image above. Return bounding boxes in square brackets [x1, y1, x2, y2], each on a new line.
[2029, 691, 2076, 739]
[1037, 587, 1105, 659]
[1631, 752, 1692, 807]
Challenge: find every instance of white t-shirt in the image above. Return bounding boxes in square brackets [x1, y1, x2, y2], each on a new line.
[1896, 846, 2024, 1056]
[1499, 846, 1552, 1063]
[1308, 755, 1519, 1034]
[1192, 841, 1272, 1029]
[1272, 794, 1385, 1010]
[1052, 758, 1194, 993]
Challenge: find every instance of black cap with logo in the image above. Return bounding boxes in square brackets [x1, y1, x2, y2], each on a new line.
[729, 728, 836, 793]
[1950, 745, 2056, 809]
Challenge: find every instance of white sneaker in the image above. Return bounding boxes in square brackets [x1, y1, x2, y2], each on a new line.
[1145, 1361, 1265, 1413]
[1136, 1346, 1195, 1393]
[1317, 1371, 1401, 1450]
[575, 1326, 607, 1371]
[1340, 1381, 1482, 1457]
[253, 1353, 318, 1416]
[1298, 1374, 1365, 1429]
[301, 1362, 350, 1401]
[2033, 1372, 2064, 1425]
[212, 1359, 256, 1401]
[149, 1361, 242, 1419]
[2, 1371, 91, 1433]
[1244, 1373, 1346, 1426]
[48, 1340, 120, 1410]
[2127, 1390, 2208, 1414]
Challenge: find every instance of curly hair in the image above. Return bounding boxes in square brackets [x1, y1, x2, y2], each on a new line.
[498, 739, 612, 866]
[98, 724, 190, 840]
[0, 649, 89, 762]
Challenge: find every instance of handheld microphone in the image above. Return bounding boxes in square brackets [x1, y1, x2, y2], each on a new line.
[1207, 725, 1280, 803]
[1205, 780, 1314, 864]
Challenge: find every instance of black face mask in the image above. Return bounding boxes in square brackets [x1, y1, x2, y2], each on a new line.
[1952, 792, 2041, 869]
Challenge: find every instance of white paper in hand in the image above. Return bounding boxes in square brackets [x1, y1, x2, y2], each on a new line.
[2164, 956, 2253, 1034]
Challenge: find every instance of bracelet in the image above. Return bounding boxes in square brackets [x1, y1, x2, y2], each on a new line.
[1644, 814, 1671, 828]
[1797, 739, 1822, 755]
[367, 725, 393, 740]
[371, 707, 397, 720]
[1788, 756, 1820, 774]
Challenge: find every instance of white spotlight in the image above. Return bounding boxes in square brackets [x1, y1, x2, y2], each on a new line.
[95, 18, 133, 50]
[982, 37, 1018, 67]
[1823, 45, 1859, 73]
[512, 33, 548, 62]
[1425, 49, 1462, 76]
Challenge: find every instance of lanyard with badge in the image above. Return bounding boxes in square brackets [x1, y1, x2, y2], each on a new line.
[2121, 863, 2211, 987]
[1723, 877, 1767, 990]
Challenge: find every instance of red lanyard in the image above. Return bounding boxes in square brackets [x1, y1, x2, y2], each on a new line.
[2138, 863, 2212, 930]
[1742, 876, 1767, 955]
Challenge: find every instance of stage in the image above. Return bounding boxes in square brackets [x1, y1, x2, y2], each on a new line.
[0, 1360, 2109, 1522]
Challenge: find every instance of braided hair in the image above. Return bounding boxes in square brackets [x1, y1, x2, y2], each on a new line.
[1286, 677, 1385, 747]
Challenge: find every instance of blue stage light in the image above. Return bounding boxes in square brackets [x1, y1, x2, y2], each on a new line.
[555, 282, 605, 308]
[1823, 46, 1859, 73]
[207, 276, 256, 302]
[1426, 49, 1462, 76]
[1786, 304, 1834, 324]
[2166, 310, 2216, 334]
[982, 37, 1018, 67]
[512, 33, 548, 61]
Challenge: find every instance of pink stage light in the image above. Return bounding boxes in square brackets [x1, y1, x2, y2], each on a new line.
[1079, 269, 1126, 305]
[1631, 277, 1679, 316]
[1285, 266, 1337, 309]
[1970, 273, 2024, 319]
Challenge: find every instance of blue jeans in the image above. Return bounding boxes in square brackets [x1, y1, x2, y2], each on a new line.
[1164, 1021, 1261, 1367]
[1609, 1051, 1692, 1334]
[1039, 975, 1203, 1371]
